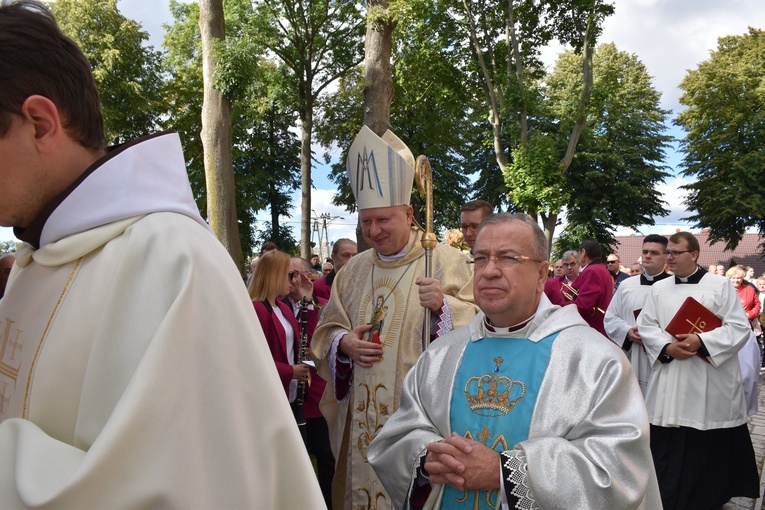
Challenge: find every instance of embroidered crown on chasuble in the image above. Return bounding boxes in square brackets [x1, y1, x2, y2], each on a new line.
[442, 334, 558, 510]
[346, 125, 415, 210]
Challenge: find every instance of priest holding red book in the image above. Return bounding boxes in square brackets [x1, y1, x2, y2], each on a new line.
[637, 231, 759, 510]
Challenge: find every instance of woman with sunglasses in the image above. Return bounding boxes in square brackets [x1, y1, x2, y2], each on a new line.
[248, 250, 311, 409]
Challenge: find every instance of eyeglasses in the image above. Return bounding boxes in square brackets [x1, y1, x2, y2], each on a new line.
[467, 254, 544, 270]
[459, 223, 480, 233]
[288, 271, 310, 280]
[562, 261, 577, 268]
[641, 249, 666, 256]
[666, 250, 692, 258]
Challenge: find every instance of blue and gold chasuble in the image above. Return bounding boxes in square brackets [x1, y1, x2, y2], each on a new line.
[442, 333, 559, 510]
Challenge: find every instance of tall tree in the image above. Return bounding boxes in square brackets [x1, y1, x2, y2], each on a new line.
[163, 0, 301, 258]
[248, 0, 365, 259]
[315, 10, 486, 234]
[444, 0, 614, 247]
[51, 0, 164, 144]
[676, 27, 765, 252]
[542, 43, 672, 250]
[199, 0, 243, 269]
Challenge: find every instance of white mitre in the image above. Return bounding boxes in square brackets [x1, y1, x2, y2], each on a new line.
[346, 125, 415, 210]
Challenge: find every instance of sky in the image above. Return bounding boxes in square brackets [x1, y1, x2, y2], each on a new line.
[2, 0, 762, 249]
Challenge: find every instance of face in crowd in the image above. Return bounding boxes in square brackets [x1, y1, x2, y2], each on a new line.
[332, 240, 358, 272]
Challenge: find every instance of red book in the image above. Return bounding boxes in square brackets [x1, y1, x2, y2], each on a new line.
[665, 297, 721, 363]
[665, 297, 722, 337]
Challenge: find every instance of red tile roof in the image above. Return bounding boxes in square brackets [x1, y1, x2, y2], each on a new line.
[612, 233, 765, 277]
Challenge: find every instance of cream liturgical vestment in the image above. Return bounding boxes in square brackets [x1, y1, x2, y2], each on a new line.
[312, 229, 476, 510]
[0, 133, 325, 509]
[367, 298, 662, 510]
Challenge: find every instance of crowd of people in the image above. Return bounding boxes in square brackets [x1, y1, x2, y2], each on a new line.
[2, 2, 765, 510]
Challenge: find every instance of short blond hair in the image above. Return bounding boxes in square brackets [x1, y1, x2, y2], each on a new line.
[725, 265, 746, 279]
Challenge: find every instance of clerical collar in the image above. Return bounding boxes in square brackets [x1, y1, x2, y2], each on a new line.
[674, 267, 704, 284]
[640, 271, 670, 286]
[378, 244, 409, 262]
[484, 314, 535, 336]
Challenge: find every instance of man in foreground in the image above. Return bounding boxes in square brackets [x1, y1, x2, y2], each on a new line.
[604, 234, 670, 395]
[368, 213, 660, 509]
[0, 3, 323, 508]
[637, 231, 758, 509]
[312, 126, 477, 509]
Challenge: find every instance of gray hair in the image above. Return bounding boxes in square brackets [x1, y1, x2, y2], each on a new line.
[477, 213, 548, 261]
[561, 250, 579, 262]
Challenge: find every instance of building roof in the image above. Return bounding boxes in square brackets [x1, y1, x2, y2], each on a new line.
[613, 232, 765, 278]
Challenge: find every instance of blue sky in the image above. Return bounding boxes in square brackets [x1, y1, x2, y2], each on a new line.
[2, 0, 761, 247]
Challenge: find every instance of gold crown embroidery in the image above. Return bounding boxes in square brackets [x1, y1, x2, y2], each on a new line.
[464, 356, 525, 416]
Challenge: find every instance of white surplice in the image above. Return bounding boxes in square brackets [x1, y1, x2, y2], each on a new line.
[604, 273, 668, 396]
[638, 271, 751, 429]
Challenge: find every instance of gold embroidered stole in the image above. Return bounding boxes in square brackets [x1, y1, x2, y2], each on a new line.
[0, 258, 83, 424]
[350, 260, 417, 510]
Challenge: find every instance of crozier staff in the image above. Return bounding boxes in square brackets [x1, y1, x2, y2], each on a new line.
[312, 125, 477, 510]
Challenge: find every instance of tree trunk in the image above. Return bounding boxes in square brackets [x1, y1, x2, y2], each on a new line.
[363, 0, 394, 135]
[560, 16, 594, 174]
[357, 0, 396, 251]
[541, 211, 558, 255]
[199, 0, 244, 271]
[463, 0, 508, 175]
[300, 99, 314, 260]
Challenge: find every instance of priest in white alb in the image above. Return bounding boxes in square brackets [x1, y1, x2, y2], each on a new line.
[312, 126, 477, 510]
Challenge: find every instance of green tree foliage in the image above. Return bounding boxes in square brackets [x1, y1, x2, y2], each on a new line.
[246, 0, 365, 258]
[162, 0, 300, 257]
[548, 43, 672, 250]
[315, 2, 490, 233]
[50, 0, 164, 144]
[676, 28, 765, 252]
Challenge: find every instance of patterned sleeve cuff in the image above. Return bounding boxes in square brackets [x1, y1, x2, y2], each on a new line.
[435, 298, 452, 338]
[500, 450, 537, 510]
[329, 332, 352, 401]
